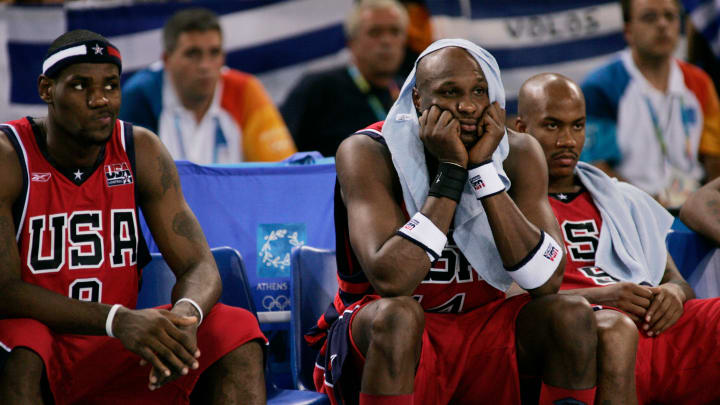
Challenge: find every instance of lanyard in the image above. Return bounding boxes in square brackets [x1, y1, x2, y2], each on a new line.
[347, 65, 395, 122]
[643, 95, 692, 159]
[174, 113, 228, 164]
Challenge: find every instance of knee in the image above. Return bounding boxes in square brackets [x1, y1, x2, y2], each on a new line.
[546, 295, 597, 344]
[1, 348, 44, 394]
[596, 311, 638, 360]
[370, 297, 424, 347]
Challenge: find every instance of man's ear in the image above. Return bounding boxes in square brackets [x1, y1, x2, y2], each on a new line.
[38, 75, 53, 105]
[515, 116, 527, 133]
[412, 86, 421, 113]
[623, 22, 633, 47]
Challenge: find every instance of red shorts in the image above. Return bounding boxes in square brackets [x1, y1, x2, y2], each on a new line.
[635, 298, 720, 404]
[0, 303, 266, 405]
[314, 294, 531, 405]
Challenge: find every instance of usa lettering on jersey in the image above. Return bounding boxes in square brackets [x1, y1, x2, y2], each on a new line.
[26, 209, 139, 274]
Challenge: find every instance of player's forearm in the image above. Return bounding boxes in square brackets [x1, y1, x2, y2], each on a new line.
[0, 279, 111, 335]
[482, 192, 543, 266]
[482, 192, 563, 295]
[170, 262, 222, 319]
[366, 196, 457, 297]
[679, 186, 720, 246]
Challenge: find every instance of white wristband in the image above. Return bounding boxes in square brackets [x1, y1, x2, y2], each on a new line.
[468, 160, 505, 199]
[106, 304, 123, 338]
[505, 231, 563, 290]
[396, 212, 448, 262]
[175, 297, 204, 325]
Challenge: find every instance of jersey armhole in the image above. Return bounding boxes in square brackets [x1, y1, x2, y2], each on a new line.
[122, 122, 152, 272]
[1, 124, 30, 238]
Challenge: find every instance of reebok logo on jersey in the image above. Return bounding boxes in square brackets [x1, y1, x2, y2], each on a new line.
[470, 175, 485, 190]
[105, 163, 133, 187]
[543, 245, 559, 261]
[31, 172, 51, 182]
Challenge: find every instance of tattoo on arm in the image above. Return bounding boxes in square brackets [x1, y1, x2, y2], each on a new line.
[172, 210, 203, 244]
[158, 156, 179, 196]
[707, 198, 720, 224]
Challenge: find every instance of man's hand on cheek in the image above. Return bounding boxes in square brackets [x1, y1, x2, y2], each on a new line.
[469, 102, 506, 165]
[419, 105, 468, 168]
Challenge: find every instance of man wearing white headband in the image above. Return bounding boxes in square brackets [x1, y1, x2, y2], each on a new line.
[0, 30, 266, 404]
[306, 39, 599, 405]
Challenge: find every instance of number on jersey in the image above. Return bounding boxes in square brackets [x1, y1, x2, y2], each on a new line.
[561, 220, 599, 262]
[579, 266, 619, 286]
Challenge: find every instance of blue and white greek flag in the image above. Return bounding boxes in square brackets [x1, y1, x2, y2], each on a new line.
[0, 0, 627, 119]
[428, 0, 626, 113]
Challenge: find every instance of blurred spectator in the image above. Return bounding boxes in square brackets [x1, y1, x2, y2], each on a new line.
[280, 0, 408, 157]
[397, 0, 434, 80]
[120, 8, 296, 164]
[580, 0, 720, 208]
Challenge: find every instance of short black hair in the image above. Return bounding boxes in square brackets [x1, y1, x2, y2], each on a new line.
[45, 29, 110, 60]
[620, 0, 682, 23]
[163, 8, 222, 52]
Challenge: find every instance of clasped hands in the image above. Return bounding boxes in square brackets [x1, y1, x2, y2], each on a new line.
[113, 306, 200, 390]
[596, 282, 685, 336]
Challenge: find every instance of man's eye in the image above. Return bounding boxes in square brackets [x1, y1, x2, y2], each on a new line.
[474, 87, 487, 96]
[574, 123, 585, 130]
[546, 123, 558, 130]
[73, 83, 84, 90]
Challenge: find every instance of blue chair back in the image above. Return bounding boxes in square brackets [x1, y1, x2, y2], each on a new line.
[136, 246, 256, 315]
[290, 246, 338, 391]
[667, 218, 715, 280]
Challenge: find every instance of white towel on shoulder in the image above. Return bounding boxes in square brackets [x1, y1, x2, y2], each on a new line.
[576, 161, 673, 285]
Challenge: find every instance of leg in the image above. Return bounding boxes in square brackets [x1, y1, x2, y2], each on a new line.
[351, 296, 424, 396]
[594, 310, 638, 405]
[0, 347, 50, 405]
[190, 339, 265, 405]
[516, 295, 597, 401]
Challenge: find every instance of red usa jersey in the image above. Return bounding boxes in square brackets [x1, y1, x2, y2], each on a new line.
[548, 189, 620, 290]
[412, 228, 504, 312]
[1, 117, 150, 308]
[306, 121, 504, 348]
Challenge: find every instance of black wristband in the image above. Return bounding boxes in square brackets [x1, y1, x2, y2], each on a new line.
[428, 162, 468, 202]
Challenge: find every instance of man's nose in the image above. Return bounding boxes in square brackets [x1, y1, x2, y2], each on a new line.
[458, 98, 477, 114]
[88, 88, 108, 108]
[557, 128, 577, 147]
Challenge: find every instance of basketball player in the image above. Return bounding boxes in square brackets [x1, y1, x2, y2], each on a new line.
[307, 39, 600, 405]
[517, 72, 720, 404]
[0, 30, 266, 404]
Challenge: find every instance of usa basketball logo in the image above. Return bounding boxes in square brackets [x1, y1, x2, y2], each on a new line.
[543, 245, 559, 261]
[404, 218, 419, 231]
[104, 163, 133, 187]
[470, 175, 485, 190]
